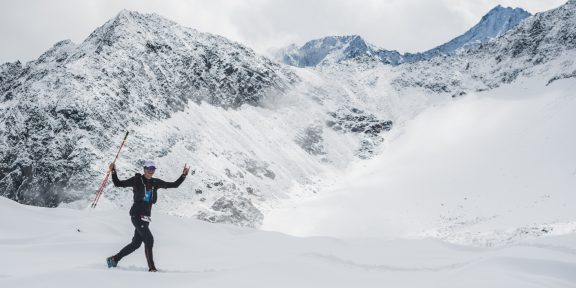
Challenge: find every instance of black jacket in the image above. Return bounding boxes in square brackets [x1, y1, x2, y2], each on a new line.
[111, 170, 186, 217]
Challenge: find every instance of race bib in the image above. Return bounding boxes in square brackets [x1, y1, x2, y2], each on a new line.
[141, 216, 151, 222]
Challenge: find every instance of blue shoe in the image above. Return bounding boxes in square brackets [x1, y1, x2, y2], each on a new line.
[106, 256, 117, 268]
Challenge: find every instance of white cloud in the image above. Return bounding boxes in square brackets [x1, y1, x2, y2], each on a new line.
[0, 0, 568, 63]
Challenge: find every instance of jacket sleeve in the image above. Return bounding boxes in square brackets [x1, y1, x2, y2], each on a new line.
[111, 170, 136, 188]
[155, 174, 186, 189]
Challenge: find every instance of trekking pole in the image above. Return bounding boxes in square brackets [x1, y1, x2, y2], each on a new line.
[91, 131, 129, 209]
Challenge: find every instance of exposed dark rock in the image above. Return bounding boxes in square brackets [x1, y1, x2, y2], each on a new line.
[295, 124, 327, 156]
[198, 196, 264, 227]
[327, 108, 393, 137]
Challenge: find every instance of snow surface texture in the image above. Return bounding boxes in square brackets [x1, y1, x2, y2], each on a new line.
[275, 5, 531, 67]
[1, 1, 576, 230]
[2, 196, 576, 288]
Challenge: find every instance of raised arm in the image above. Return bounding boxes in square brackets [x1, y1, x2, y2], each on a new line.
[155, 175, 186, 189]
[155, 164, 191, 189]
[110, 163, 136, 188]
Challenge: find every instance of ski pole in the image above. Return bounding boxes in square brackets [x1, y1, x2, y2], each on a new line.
[91, 131, 129, 208]
[91, 131, 129, 209]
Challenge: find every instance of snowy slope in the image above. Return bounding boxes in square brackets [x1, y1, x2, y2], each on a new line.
[2, 196, 576, 288]
[264, 70, 576, 245]
[262, 0, 576, 245]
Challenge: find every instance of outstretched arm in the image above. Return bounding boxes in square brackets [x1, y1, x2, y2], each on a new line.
[156, 175, 185, 189]
[156, 164, 193, 189]
[110, 163, 135, 188]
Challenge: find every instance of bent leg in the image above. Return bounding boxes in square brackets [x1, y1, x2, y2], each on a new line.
[113, 217, 144, 262]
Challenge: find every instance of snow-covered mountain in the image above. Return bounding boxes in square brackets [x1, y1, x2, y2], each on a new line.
[276, 35, 404, 67]
[404, 5, 531, 61]
[0, 10, 293, 206]
[265, 0, 576, 237]
[0, 10, 393, 226]
[276, 5, 531, 66]
[392, 0, 576, 95]
[1, 1, 575, 229]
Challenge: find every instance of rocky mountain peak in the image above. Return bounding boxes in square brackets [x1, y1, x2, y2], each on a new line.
[284, 35, 370, 67]
[0, 9, 297, 211]
[277, 34, 405, 67]
[476, 0, 576, 60]
[479, 5, 531, 33]
[404, 5, 531, 62]
[81, 10, 175, 54]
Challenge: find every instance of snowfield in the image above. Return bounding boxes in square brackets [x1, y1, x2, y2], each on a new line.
[2, 195, 576, 288]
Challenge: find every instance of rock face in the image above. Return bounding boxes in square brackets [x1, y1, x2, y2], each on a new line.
[326, 108, 393, 159]
[198, 196, 264, 227]
[276, 5, 531, 66]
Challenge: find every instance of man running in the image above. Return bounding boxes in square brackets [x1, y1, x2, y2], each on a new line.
[106, 161, 190, 272]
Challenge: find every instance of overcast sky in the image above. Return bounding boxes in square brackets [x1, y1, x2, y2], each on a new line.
[0, 0, 567, 64]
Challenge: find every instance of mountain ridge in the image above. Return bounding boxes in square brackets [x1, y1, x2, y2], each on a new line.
[276, 5, 532, 66]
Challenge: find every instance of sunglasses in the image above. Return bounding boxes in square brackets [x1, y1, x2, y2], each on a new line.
[144, 166, 156, 171]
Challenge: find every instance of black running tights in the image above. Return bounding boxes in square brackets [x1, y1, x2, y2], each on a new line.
[114, 216, 155, 270]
